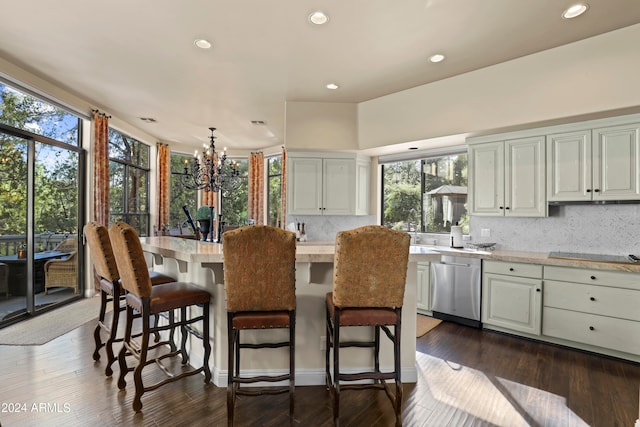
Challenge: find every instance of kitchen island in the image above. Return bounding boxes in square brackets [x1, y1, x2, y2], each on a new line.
[139, 236, 441, 387]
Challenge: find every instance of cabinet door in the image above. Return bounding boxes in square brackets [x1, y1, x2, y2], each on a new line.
[482, 273, 542, 335]
[469, 142, 504, 215]
[416, 262, 431, 314]
[505, 136, 546, 216]
[355, 159, 370, 215]
[546, 130, 592, 201]
[287, 158, 323, 215]
[323, 158, 355, 215]
[593, 123, 640, 201]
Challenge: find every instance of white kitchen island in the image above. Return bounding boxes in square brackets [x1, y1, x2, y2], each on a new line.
[139, 236, 441, 387]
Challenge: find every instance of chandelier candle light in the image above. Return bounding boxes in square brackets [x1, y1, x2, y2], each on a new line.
[180, 127, 240, 242]
[181, 127, 241, 193]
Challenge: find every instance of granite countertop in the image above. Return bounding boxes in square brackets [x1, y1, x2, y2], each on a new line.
[140, 237, 640, 273]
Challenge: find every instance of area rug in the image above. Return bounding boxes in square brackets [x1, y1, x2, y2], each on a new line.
[416, 314, 442, 337]
[0, 296, 104, 346]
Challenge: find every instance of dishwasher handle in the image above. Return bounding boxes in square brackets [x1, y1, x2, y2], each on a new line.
[438, 261, 472, 267]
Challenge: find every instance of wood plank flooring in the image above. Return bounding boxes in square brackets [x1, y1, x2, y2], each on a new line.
[0, 319, 638, 426]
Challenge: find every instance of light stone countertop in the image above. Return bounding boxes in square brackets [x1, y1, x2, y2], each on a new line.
[140, 237, 640, 273]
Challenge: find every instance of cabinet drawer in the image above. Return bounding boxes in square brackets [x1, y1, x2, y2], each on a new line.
[543, 307, 640, 356]
[483, 260, 542, 278]
[544, 280, 640, 321]
[544, 265, 640, 290]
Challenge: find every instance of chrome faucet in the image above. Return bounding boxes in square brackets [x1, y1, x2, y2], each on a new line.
[408, 209, 420, 244]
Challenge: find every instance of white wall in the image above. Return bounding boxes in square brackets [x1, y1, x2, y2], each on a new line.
[358, 23, 640, 150]
[285, 101, 358, 151]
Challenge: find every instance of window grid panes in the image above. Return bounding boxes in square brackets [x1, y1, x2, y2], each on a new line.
[0, 82, 80, 146]
[108, 129, 150, 236]
[169, 153, 198, 231]
[382, 152, 468, 234]
[267, 156, 282, 227]
[220, 159, 248, 227]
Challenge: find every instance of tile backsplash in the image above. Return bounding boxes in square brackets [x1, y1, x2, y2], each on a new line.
[469, 204, 640, 255]
[286, 215, 376, 242]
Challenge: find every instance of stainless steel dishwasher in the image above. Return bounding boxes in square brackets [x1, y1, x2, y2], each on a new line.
[430, 255, 482, 328]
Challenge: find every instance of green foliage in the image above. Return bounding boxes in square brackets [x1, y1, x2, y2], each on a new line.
[170, 154, 198, 227]
[196, 205, 213, 221]
[0, 84, 80, 238]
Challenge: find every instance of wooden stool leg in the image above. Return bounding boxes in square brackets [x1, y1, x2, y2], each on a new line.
[227, 315, 236, 426]
[289, 311, 295, 417]
[332, 311, 341, 427]
[104, 294, 120, 376]
[92, 289, 108, 361]
[132, 310, 150, 412]
[202, 304, 212, 383]
[117, 305, 134, 390]
[180, 307, 189, 364]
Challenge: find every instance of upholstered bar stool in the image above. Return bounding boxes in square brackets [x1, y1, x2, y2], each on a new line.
[325, 225, 410, 427]
[84, 222, 175, 376]
[222, 225, 297, 426]
[108, 221, 212, 412]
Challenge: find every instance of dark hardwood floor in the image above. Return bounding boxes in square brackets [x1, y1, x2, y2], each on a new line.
[0, 319, 638, 426]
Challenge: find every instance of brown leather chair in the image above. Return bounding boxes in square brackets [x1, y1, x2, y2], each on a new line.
[83, 222, 175, 376]
[222, 225, 297, 426]
[109, 221, 212, 412]
[325, 225, 410, 427]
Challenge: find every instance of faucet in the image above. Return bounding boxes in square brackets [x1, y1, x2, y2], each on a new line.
[408, 209, 420, 244]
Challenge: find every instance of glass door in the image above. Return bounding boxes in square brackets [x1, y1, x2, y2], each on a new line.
[33, 142, 81, 311]
[0, 132, 29, 323]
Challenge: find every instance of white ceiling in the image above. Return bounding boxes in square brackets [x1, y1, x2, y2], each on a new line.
[1, 0, 639, 153]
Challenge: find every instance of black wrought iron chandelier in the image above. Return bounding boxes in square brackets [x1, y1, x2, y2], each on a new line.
[181, 127, 240, 193]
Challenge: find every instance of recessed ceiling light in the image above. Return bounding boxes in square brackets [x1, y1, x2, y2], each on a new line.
[326, 83, 339, 90]
[194, 39, 212, 49]
[308, 11, 329, 25]
[429, 54, 445, 63]
[562, 3, 589, 19]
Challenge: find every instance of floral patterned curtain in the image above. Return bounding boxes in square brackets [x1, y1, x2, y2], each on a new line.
[280, 147, 287, 228]
[157, 143, 170, 230]
[248, 152, 264, 224]
[92, 110, 110, 226]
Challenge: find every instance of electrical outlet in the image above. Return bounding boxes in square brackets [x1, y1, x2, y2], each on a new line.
[481, 228, 491, 237]
[320, 336, 326, 351]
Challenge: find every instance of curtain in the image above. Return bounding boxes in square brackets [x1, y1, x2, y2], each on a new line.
[92, 110, 110, 226]
[248, 152, 264, 224]
[157, 143, 170, 231]
[280, 147, 287, 228]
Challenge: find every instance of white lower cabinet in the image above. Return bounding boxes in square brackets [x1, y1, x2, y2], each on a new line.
[542, 266, 640, 358]
[482, 261, 543, 335]
[416, 262, 431, 315]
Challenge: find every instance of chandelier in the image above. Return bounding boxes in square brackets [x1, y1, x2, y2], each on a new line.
[181, 127, 241, 193]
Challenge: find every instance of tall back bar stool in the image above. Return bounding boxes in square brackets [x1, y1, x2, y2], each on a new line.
[325, 225, 410, 427]
[222, 225, 297, 426]
[84, 222, 175, 376]
[108, 221, 212, 412]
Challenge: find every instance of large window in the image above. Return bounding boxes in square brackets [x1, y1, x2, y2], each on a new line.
[169, 153, 198, 230]
[108, 129, 150, 235]
[0, 80, 83, 325]
[220, 159, 248, 226]
[267, 156, 282, 227]
[382, 151, 468, 234]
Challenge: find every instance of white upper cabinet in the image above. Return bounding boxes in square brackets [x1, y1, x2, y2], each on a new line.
[548, 122, 640, 202]
[287, 152, 370, 216]
[469, 136, 546, 217]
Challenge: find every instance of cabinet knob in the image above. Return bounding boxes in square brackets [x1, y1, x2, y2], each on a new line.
[509, 267, 514, 271]
[594, 189, 600, 193]
[586, 189, 592, 193]
[590, 275, 596, 280]
[499, 206, 504, 210]
[590, 296, 595, 301]
[536, 288, 541, 292]
[505, 207, 510, 210]
[589, 326, 595, 331]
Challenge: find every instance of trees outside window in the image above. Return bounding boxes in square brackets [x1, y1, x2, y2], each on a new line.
[267, 156, 282, 227]
[220, 159, 248, 226]
[382, 152, 468, 234]
[108, 129, 150, 235]
[170, 153, 198, 230]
